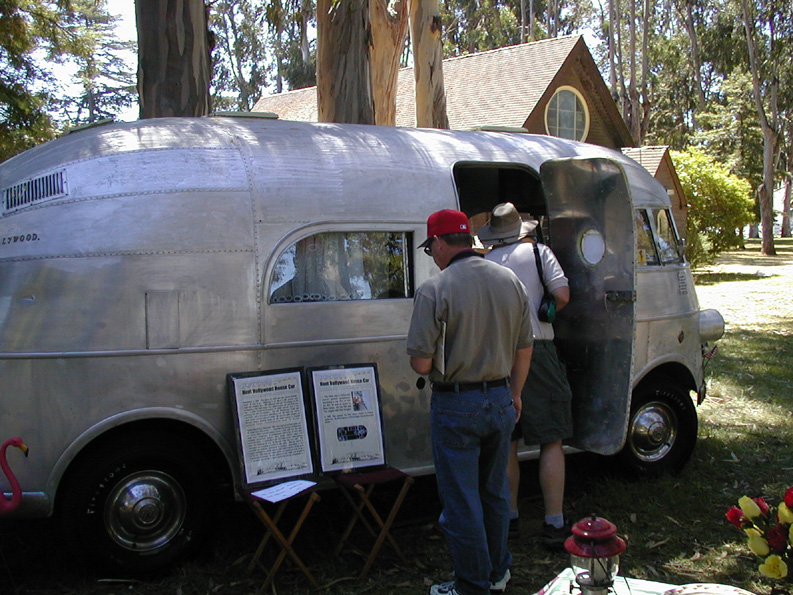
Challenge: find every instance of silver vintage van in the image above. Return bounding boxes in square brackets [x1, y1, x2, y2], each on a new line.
[0, 115, 723, 572]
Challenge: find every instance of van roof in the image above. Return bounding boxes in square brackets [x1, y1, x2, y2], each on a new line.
[1, 117, 669, 215]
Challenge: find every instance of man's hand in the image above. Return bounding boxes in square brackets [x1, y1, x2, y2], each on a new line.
[410, 356, 433, 375]
[512, 393, 522, 422]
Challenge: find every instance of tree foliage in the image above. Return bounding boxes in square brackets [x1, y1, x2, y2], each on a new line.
[55, 0, 136, 124]
[672, 147, 755, 266]
[1, 0, 70, 161]
[210, 0, 270, 111]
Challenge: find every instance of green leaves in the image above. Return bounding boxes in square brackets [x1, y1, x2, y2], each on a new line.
[671, 147, 754, 265]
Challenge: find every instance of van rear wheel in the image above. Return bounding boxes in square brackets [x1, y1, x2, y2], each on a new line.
[58, 432, 213, 574]
[617, 380, 698, 477]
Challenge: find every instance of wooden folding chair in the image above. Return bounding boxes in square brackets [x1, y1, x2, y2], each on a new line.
[244, 485, 321, 592]
[333, 467, 414, 578]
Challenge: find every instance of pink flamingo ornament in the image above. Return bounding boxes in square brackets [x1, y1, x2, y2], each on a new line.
[0, 437, 29, 515]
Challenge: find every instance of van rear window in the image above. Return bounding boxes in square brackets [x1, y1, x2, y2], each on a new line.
[269, 231, 412, 303]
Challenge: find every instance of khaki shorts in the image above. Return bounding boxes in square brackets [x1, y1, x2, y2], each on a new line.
[512, 340, 573, 444]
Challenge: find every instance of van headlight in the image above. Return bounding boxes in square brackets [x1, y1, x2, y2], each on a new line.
[699, 309, 725, 343]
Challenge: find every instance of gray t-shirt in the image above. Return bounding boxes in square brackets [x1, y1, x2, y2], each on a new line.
[406, 251, 533, 383]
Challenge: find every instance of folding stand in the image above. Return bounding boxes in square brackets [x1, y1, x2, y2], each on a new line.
[333, 467, 414, 578]
[244, 486, 321, 592]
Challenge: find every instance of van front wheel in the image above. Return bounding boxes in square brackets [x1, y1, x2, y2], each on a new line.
[618, 380, 698, 477]
[58, 432, 213, 574]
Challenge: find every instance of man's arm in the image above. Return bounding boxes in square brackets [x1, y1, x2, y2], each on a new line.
[551, 286, 570, 311]
[510, 346, 533, 421]
[410, 356, 433, 375]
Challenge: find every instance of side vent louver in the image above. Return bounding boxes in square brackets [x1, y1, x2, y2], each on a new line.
[2, 169, 68, 215]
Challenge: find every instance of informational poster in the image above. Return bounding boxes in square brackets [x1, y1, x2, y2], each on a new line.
[310, 365, 385, 473]
[228, 369, 314, 486]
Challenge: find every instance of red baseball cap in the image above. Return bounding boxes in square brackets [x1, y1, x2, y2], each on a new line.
[419, 209, 471, 248]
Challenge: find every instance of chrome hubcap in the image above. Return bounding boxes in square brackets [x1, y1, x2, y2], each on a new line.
[628, 400, 677, 463]
[104, 471, 186, 552]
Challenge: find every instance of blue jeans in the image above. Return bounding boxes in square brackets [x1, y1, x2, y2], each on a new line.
[430, 386, 515, 595]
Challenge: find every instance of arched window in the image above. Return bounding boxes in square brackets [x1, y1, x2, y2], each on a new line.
[545, 86, 590, 141]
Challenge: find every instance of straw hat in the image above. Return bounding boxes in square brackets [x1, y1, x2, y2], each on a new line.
[477, 203, 538, 246]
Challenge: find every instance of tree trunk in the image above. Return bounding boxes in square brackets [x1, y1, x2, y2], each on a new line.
[410, 0, 449, 129]
[679, 0, 706, 110]
[627, 0, 640, 143]
[137, 0, 212, 118]
[608, 0, 618, 102]
[316, 0, 374, 124]
[370, 0, 409, 126]
[740, 0, 777, 255]
[529, 0, 534, 41]
[782, 176, 791, 238]
[639, 0, 651, 143]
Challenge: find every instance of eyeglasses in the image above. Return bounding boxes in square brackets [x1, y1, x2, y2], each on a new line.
[423, 237, 435, 256]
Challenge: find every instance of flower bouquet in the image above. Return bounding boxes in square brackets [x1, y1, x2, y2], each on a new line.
[726, 487, 793, 590]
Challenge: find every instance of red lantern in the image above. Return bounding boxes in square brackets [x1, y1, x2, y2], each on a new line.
[564, 516, 627, 594]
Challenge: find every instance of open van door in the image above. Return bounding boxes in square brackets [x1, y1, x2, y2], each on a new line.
[540, 158, 635, 455]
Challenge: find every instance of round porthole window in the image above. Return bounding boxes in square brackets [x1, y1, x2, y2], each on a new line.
[545, 86, 590, 141]
[580, 228, 605, 265]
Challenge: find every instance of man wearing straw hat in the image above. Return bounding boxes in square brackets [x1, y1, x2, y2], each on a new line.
[407, 209, 533, 595]
[478, 202, 573, 551]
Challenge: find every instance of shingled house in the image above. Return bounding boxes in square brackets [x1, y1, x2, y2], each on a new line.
[253, 34, 687, 230]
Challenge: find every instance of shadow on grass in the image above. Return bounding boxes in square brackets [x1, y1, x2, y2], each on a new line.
[693, 271, 775, 285]
[707, 238, 793, 269]
[708, 326, 793, 407]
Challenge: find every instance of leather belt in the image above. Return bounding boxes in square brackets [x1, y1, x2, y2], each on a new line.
[430, 378, 509, 392]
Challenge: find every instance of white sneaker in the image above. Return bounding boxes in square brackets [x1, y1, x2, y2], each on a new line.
[490, 568, 511, 593]
[429, 581, 460, 595]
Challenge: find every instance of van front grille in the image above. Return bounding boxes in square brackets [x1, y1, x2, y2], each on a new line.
[2, 170, 68, 214]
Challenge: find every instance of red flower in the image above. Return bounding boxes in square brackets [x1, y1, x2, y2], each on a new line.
[784, 487, 793, 509]
[726, 506, 748, 529]
[754, 497, 770, 516]
[766, 525, 789, 553]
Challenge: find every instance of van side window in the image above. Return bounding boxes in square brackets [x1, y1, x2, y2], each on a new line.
[635, 210, 659, 266]
[269, 231, 412, 303]
[653, 209, 682, 264]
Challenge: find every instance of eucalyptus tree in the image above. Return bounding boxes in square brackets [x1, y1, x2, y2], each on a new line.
[694, 70, 763, 195]
[315, 0, 374, 123]
[441, 0, 522, 55]
[440, 0, 592, 56]
[136, 0, 212, 118]
[210, 0, 270, 111]
[57, 0, 137, 124]
[371, 0, 410, 125]
[735, 0, 790, 254]
[1, 0, 78, 160]
[262, 0, 316, 93]
[412, 0, 449, 127]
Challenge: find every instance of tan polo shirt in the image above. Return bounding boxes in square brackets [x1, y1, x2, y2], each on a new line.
[407, 251, 533, 383]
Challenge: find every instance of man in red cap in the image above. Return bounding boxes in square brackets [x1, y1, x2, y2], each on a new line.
[407, 209, 534, 595]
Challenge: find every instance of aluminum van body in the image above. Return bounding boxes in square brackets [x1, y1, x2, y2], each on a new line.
[0, 116, 723, 572]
